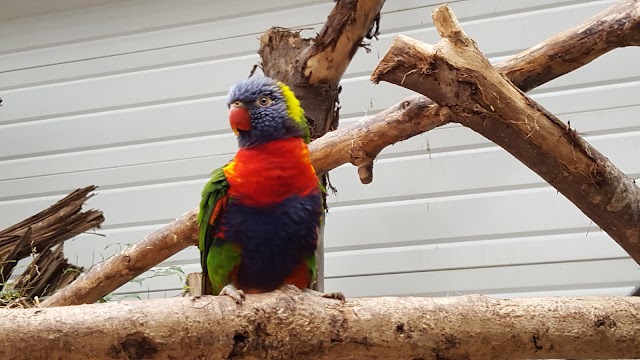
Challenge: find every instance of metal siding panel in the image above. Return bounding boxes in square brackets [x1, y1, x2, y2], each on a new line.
[112, 259, 640, 297]
[2, 81, 638, 183]
[324, 259, 640, 297]
[0, 0, 329, 54]
[2, 130, 640, 228]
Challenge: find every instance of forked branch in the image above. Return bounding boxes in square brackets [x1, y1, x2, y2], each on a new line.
[371, 5, 640, 263]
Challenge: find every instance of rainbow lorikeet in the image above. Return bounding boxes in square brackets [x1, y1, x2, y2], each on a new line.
[197, 76, 335, 304]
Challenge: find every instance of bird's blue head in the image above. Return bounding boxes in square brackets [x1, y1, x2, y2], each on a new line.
[226, 76, 310, 148]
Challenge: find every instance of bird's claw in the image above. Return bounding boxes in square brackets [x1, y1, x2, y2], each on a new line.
[322, 291, 346, 302]
[304, 288, 346, 302]
[220, 284, 245, 305]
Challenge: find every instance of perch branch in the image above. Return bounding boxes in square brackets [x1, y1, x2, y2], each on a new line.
[7, 289, 640, 359]
[372, 5, 640, 263]
[43, 0, 640, 307]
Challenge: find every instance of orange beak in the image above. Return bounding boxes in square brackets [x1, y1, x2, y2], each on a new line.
[229, 104, 251, 135]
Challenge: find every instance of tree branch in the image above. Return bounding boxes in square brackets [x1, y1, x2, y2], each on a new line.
[43, 0, 640, 307]
[0, 186, 104, 261]
[42, 209, 197, 307]
[500, 0, 640, 92]
[372, 5, 640, 263]
[7, 289, 640, 359]
[309, 95, 445, 183]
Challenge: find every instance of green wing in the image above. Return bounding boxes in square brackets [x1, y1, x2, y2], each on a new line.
[300, 115, 311, 144]
[197, 165, 238, 295]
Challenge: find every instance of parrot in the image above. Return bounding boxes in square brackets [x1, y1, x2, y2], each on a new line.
[197, 76, 339, 304]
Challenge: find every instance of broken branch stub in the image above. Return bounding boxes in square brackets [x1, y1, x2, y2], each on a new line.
[372, 5, 640, 263]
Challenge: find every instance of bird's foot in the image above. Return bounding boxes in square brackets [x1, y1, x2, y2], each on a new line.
[304, 288, 346, 302]
[220, 284, 245, 305]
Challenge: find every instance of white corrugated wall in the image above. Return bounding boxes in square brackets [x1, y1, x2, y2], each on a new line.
[1, 0, 639, 300]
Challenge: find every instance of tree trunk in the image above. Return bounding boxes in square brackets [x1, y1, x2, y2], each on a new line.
[371, 4, 640, 264]
[259, 0, 384, 137]
[5, 288, 640, 359]
[42, 0, 640, 307]
[258, 0, 385, 291]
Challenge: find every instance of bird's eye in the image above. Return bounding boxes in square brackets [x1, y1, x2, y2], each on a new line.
[232, 100, 242, 107]
[257, 95, 272, 107]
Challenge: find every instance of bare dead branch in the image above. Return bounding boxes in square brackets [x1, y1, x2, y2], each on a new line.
[0, 186, 104, 261]
[0, 227, 31, 290]
[501, 0, 640, 92]
[0, 186, 101, 306]
[13, 244, 83, 299]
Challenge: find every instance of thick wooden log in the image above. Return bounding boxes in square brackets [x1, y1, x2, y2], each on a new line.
[43, 0, 640, 307]
[371, 5, 640, 263]
[6, 289, 640, 359]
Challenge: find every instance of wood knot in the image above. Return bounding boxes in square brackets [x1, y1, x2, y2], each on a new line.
[594, 315, 617, 329]
[109, 332, 158, 359]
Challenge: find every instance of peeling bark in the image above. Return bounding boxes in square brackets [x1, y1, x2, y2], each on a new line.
[6, 289, 640, 359]
[43, 0, 640, 307]
[0, 186, 103, 262]
[371, 5, 640, 262]
[0, 186, 102, 306]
